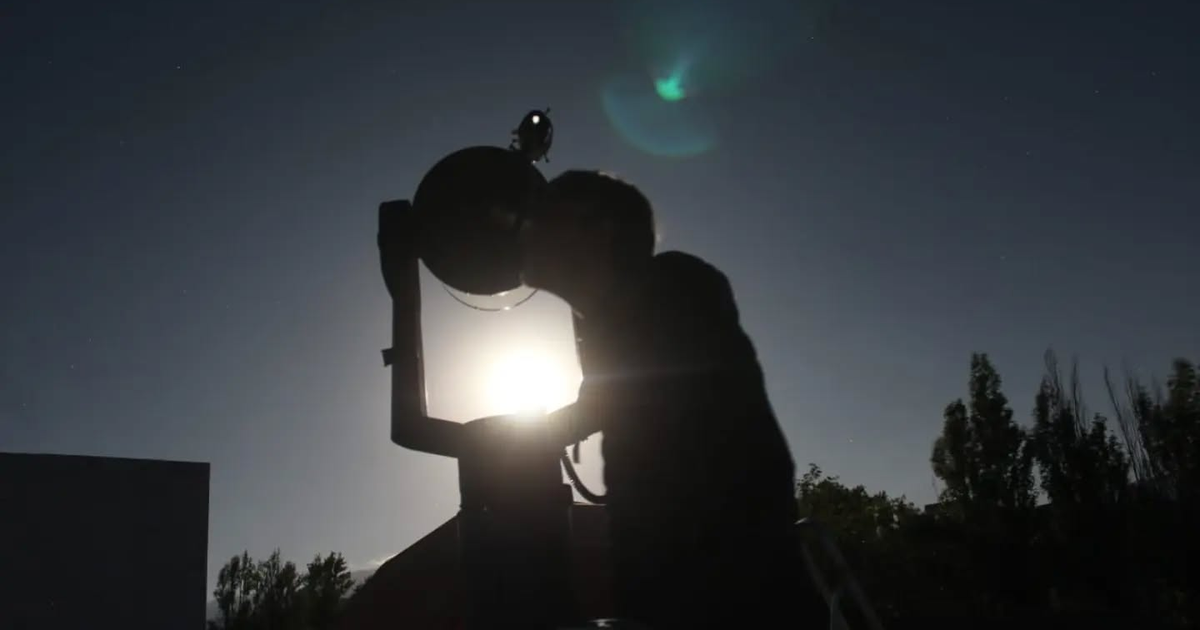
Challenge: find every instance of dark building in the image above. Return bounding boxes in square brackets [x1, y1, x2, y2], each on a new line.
[0, 452, 210, 630]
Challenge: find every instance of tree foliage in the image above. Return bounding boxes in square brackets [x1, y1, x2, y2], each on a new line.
[303, 552, 356, 630]
[1107, 359, 1200, 504]
[214, 551, 258, 630]
[1032, 350, 1129, 508]
[210, 551, 355, 630]
[808, 350, 1198, 629]
[257, 550, 302, 630]
[930, 353, 1036, 514]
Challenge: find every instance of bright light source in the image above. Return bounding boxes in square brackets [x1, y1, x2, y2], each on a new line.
[531, 115, 540, 125]
[484, 351, 576, 418]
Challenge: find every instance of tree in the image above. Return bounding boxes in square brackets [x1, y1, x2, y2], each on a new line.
[931, 353, 1036, 514]
[1159, 359, 1200, 503]
[931, 398, 972, 506]
[210, 550, 340, 630]
[795, 464, 923, 625]
[796, 464, 917, 545]
[255, 550, 301, 630]
[214, 551, 260, 630]
[1105, 359, 1200, 627]
[303, 552, 355, 630]
[1108, 359, 1200, 504]
[1031, 351, 1129, 508]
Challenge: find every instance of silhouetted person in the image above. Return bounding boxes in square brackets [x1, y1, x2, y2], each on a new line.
[514, 170, 826, 629]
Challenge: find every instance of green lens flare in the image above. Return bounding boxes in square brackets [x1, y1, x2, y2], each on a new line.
[601, 73, 717, 158]
[617, 0, 819, 96]
[605, 0, 820, 156]
[654, 75, 686, 101]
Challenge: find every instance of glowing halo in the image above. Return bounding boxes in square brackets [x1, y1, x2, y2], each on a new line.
[601, 72, 718, 158]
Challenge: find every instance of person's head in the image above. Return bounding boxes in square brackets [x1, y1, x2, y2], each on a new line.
[518, 170, 656, 309]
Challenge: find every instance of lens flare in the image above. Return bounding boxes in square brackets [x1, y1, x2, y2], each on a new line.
[601, 72, 717, 158]
[654, 74, 687, 101]
[603, 0, 819, 156]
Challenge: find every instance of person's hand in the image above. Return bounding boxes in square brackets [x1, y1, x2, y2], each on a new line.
[544, 404, 580, 449]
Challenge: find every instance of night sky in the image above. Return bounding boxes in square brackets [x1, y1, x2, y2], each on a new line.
[3, 0, 1197, 595]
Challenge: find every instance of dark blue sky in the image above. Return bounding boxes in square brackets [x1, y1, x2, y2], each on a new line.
[3, 0, 1197, 594]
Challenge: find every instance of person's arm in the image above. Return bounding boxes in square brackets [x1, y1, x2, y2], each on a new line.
[546, 253, 749, 447]
[544, 371, 635, 446]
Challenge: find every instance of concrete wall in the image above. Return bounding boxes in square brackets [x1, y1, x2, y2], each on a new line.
[0, 453, 210, 630]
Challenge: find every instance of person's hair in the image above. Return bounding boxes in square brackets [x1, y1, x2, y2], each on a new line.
[543, 170, 656, 268]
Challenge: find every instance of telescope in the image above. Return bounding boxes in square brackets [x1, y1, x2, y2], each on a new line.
[377, 110, 612, 630]
[375, 109, 886, 630]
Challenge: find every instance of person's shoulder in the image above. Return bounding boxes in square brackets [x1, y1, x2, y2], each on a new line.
[648, 251, 736, 309]
[651, 251, 729, 286]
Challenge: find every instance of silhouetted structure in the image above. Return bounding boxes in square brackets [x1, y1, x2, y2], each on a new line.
[376, 113, 823, 628]
[0, 452, 210, 630]
[336, 504, 614, 630]
[377, 113, 582, 629]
